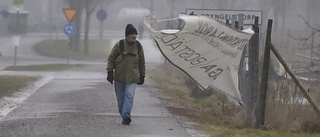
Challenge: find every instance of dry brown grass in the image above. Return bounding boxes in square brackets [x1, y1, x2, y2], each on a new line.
[148, 64, 250, 127]
[148, 63, 320, 136]
[265, 78, 320, 133]
[0, 75, 39, 98]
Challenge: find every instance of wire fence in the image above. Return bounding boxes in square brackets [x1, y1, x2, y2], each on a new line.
[238, 27, 320, 130]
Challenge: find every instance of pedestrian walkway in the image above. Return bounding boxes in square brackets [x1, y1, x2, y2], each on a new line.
[0, 64, 193, 137]
[0, 36, 208, 137]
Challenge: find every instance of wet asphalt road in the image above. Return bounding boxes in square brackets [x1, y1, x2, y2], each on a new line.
[0, 35, 196, 137]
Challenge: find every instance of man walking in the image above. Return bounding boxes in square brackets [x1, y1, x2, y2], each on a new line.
[106, 24, 146, 125]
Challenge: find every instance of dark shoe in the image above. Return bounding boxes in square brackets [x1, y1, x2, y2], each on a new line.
[122, 117, 131, 125]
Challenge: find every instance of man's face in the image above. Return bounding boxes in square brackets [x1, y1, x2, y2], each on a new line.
[127, 34, 137, 42]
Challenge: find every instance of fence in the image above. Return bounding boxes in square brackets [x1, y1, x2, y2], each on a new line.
[256, 20, 320, 131]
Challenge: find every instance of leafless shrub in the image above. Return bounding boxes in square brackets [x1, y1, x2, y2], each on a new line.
[265, 77, 320, 132]
[152, 60, 320, 132]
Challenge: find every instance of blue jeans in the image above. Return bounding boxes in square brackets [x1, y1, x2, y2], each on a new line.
[114, 81, 137, 119]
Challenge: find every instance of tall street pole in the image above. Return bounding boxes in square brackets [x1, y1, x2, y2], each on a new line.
[14, 8, 20, 66]
[49, 0, 52, 39]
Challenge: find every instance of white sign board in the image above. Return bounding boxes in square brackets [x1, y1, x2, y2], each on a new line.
[145, 15, 253, 104]
[12, 35, 21, 46]
[186, 9, 262, 25]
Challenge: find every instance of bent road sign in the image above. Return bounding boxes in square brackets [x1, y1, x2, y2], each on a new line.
[145, 15, 254, 105]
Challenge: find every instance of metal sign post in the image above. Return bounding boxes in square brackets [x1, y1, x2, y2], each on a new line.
[96, 9, 107, 40]
[12, 7, 21, 66]
[64, 23, 76, 64]
[12, 35, 20, 66]
[12, 0, 24, 65]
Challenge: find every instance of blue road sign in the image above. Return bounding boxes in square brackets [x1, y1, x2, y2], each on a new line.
[64, 23, 76, 37]
[96, 9, 107, 21]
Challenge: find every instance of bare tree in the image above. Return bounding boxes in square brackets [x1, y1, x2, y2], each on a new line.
[288, 15, 320, 66]
[83, 0, 102, 55]
[66, 0, 115, 54]
[139, 0, 154, 15]
[65, 0, 84, 51]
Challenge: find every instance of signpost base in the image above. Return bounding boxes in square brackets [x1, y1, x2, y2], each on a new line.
[14, 46, 17, 66]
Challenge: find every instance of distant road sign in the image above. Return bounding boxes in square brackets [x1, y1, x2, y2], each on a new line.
[96, 9, 107, 21]
[64, 23, 76, 37]
[186, 9, 262, 25]
[63, 8, 77, 22]
[13, 0, 24, 5]
[12, 35, 21, 46]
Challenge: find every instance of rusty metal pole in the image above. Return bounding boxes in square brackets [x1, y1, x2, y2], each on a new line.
[256, 19, 273, 128]
[249, 17, 260, 127]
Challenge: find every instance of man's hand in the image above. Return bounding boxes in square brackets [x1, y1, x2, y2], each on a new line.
[137, 75, 145, 85]
[107, 71, 114, 84]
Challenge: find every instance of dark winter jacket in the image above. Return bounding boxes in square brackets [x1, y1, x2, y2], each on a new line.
[107, 39, 145, 83]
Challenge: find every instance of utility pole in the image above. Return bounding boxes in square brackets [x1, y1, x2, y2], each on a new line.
[311, 29, 314, 66]
[201, 0, 205, 8]
[166, 0, 174, 29]
[14, 7, 20, 66]
[49, 0, 52, 39]
[256, 19, 273, 128]
[150, 0, 154, 15]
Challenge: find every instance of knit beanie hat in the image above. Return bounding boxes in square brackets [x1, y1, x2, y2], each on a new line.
[125, 24, 138, 37]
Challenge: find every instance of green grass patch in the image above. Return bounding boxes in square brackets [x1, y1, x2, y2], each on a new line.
[0, 75, 39, 98]
[33, 39, 110, 60]
[4, 64, 83, 71]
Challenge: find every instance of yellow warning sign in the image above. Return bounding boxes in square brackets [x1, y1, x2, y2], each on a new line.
[63, 8, 77, 22]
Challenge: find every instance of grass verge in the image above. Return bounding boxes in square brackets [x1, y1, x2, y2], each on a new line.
[148, 64, 320, 137]
[4, 64, 84, 71]
[0, 75, 39, 98]
[33, 39, 110, 60]
[0, 39, 107, 105]
[2, 64, 83, 98]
